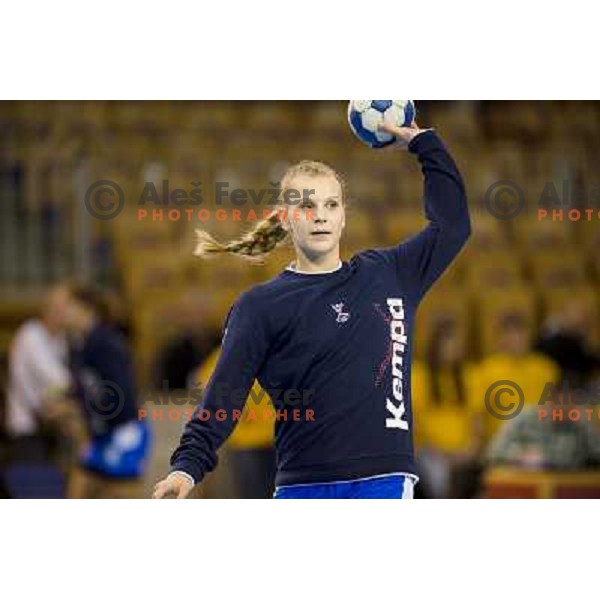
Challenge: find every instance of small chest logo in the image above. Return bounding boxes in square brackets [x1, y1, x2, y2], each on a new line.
[331, 302, 350, 323]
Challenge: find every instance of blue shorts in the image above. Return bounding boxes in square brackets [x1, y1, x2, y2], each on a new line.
[273, 473, 417, 499]
[82, 420, 151, 479]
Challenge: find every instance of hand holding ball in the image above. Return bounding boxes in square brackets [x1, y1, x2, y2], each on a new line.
[348, 100, 420, 149]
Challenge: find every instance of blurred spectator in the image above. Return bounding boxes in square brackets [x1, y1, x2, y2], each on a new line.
[195, 347, 276, 498]
[64, 282, 151, 498]
[5, 285, 71, 460]
[155, 293, 218, 390]
[156, 334, 215, 390]
[487, 381, 600, 470]
[104, 289, 133, 340]
[535, 300, 600, 388]
[412, 320, 482, 498]
[470, 313, 560, 444]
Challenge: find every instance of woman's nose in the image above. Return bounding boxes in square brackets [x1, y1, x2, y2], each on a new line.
[314, 205, 327, 222]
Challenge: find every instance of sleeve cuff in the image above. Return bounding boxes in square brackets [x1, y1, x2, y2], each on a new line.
[408, 128, 440, 155]
[168, 470, 196, 487]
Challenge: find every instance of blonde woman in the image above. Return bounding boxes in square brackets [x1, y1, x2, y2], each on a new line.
[154, 121, 471, 499]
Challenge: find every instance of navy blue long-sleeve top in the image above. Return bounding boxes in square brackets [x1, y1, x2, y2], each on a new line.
[171, 130, 471, 487]
[70, 323, 138, 437]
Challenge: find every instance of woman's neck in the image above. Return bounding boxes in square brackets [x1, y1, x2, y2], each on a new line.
[292, 251, 342, 274]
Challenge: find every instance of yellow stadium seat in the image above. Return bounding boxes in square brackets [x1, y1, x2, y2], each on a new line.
[124, 254, 186, 304]
[466, 214, 511, 252]
[307, 101, 347, 136]
[383, 211, 428, 247]
[341, 213, 377, 255]
[578, 225, 600, 281]
[112, 217, 175, 256]
[431, 101, 481, 143]
[219, 133, 282, 163]
[181, 101, 242, 133]
[288, 140, 345, 166]
[513, 218, 575, 252]
[466, 250, 524, 290]
[244, 101, 298, 135]
[528, 251, 588, 289]
[192, 253, 264, 289]
[348, 172, 390, 208]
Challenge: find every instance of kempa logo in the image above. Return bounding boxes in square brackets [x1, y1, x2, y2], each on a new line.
[386, 298, 409, 431]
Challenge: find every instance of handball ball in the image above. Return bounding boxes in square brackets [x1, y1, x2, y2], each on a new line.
[348, 100, 416, 148]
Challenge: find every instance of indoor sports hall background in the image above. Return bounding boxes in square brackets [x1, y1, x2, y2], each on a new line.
[1, 101, 599, 498]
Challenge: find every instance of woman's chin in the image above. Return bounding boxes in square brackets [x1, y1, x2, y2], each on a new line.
[305, 241, 336, 256]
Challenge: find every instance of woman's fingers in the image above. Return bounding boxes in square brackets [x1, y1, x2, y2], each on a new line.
[152, 480, 172, 499]
[379, 122, 418, 137]
[177, 484, 190, 499]
[378, 122, 423, 147]
[152, 478, 192, 499]
[378, 122, 401, 135]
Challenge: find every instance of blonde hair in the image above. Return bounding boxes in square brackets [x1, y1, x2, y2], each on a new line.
[193, 160, 344, 261]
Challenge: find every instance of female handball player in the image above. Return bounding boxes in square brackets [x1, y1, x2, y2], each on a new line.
[153, 120, 471, 499]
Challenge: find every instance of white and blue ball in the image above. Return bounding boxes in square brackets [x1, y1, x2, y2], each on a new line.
[348, 100, 416, 148]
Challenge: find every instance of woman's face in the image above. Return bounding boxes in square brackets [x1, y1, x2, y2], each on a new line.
[63, 295, 89, 333]
[43, 285, 71, 333]
[283, 173, 345, 261]
[500, 325, 529, 356]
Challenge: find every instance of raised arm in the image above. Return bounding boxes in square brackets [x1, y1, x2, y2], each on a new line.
[153, 291, 270, 498]
[381, 123, 471, 298]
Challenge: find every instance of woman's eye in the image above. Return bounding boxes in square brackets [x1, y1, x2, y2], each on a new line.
[327, 201, 339, 208]
[300, 202, 314, 209]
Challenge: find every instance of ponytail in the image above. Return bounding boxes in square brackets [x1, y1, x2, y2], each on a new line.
[193, 210, 288, 261]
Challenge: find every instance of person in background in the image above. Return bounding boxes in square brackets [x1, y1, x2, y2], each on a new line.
[63, 282, 151, 498]
[5, 284, 72, 461]
[193, 347, 276, 499]
[412, 319, 482, 498]
[487, 379, 600, 470]
[469, 312, 560, 445]
[535, 299, 600, 388]
[155, 292, 219, 390]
